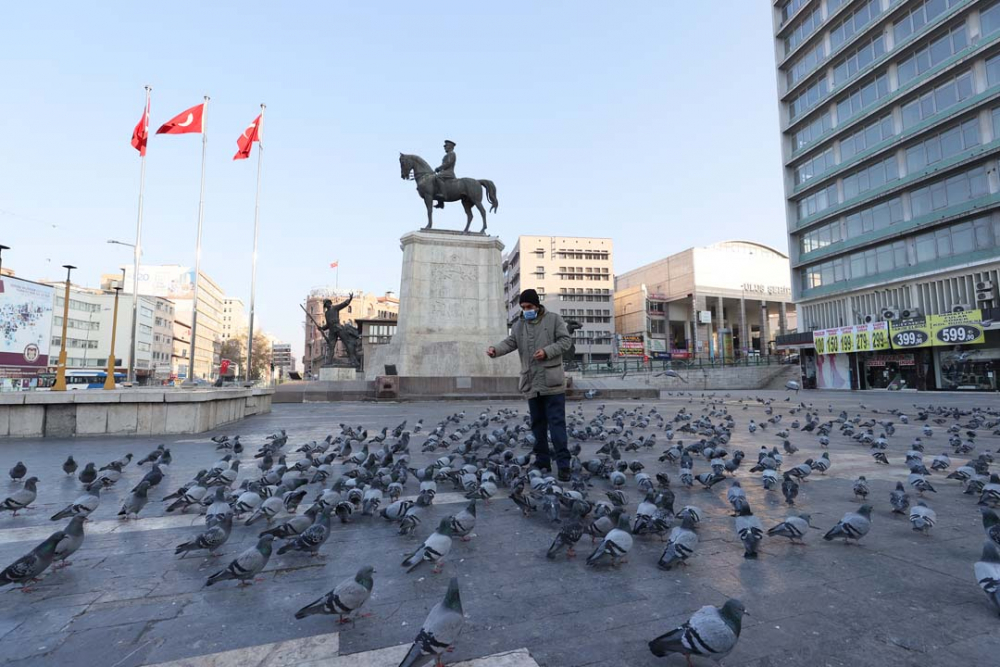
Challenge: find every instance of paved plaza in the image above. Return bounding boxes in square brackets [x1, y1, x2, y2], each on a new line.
[1, 390, 999, 667]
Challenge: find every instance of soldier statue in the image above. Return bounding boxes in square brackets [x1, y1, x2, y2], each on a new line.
[434, 140, 457, 209]
[320, 293, 356, 366]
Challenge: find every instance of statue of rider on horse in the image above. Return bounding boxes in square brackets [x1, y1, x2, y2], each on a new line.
[399, 140, 498, 233]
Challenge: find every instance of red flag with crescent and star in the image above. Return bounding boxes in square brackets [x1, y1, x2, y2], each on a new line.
[233, 114, 262, 160]
[131, 99, 150, 155]
[156, 103, 205, 135]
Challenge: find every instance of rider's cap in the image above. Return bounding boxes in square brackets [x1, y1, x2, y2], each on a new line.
[444, 140, 456, 147]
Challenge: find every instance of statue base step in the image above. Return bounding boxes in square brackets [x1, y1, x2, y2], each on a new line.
[319, 366, 360, 382]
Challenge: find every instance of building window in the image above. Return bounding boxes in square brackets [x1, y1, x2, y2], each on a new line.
[842, 155, 899, 200]
[793, 111, 832, 151]
[788, 42, 826, 87]
[780, 0, 808, 27]
[801, 219, 844, 254]
[839, 113, 894, 161]
[836, 73, 889, 125]
[833, 33, 886, 88]
[894, 0, 962, 45]
[896, 24, 968, 86]
[141, 306, 153, 318]
[796, 183, 839, 221]
[905, 117, 980, 173]
[983, 1, 1000, 38]
[901, 70, 973, 129]
[790, 76, 829, 119]
[844, 196, 904, 236]
[794, 147, 835, 186]
[909, 164, 989, 219]
[786, 6, 823, 54]
[830, 0, 882, 51]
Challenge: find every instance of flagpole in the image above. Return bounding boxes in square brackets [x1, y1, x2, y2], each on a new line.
[129, 85, 151, 386]
[246, 104, 265, 383]
[187, 95, 209, 383]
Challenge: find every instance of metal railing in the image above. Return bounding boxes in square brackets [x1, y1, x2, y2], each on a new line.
[573, 355, 795, 376]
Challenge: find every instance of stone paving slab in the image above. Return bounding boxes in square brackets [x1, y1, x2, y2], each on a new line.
[0, 390, 998, 666]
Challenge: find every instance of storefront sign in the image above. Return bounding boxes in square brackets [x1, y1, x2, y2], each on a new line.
[812, 329, 832, 355]
[928, 309, 985, 346]
[865, 354, 915, 367]
[888, 316, 933, 349]
[618, 333, 645, 357]
[851, 322, 890, 352]
[741, 283, 792, 296]
[837, 326, 855, 354]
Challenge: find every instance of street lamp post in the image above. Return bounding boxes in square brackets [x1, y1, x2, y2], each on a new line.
[52, 264, 76, 392]
[104, 275, 124, 390]
[108, 239, 139, 385]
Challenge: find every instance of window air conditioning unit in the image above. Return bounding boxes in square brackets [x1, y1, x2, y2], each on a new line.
[863, 313, 879, 324]
[900, 307, 921, 318]
[952, 303, 973, 313]
[975, 280, 994, 292]
[976, 291, 994, 302]
[881, 309, 899, 321]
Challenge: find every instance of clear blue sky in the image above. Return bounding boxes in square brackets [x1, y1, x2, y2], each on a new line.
[1, 1, 785, 363]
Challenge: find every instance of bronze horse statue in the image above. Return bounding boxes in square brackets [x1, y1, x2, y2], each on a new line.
[399, 153, 498, 233]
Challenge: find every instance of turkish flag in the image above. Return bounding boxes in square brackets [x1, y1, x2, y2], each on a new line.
[233, 114, 262, 160]
[156, 103, 205, 135]
[131, 99, 150, 156]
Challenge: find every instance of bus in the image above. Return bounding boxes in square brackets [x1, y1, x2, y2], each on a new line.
[37, 371, 126, 389]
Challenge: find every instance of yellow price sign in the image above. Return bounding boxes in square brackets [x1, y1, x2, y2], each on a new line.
[838, 327, 854, 353]
[813, 329, 827, 355]
[870, 322, 890, 350]
[928, 310, 985, 346]
[889, 317, 932, 349]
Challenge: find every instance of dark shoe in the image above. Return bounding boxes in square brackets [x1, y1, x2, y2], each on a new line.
[558, 469, 571, 483]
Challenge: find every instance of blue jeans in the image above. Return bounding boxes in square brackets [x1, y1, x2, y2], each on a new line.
[527, 392, 569, 471]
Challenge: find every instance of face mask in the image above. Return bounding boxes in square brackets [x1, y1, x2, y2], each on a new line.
[522, 309, 538, 320]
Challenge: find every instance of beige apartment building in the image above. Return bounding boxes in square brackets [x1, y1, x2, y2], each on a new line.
[502, 236, 615, 362]
[221, 298, 247, 341]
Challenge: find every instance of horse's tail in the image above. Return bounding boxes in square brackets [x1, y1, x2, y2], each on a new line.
[479, 180, 499, 213]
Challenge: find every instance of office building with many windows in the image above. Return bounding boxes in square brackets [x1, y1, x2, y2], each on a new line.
[773, 0, 1000, 390]
[502, 236, 615, 363]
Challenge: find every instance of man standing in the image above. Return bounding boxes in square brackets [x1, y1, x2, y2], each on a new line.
[487, 289, 573, 481]
[434, 140, 457, 209]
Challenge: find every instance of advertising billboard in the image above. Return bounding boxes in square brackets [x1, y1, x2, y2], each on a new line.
[0, 276, 54, 377]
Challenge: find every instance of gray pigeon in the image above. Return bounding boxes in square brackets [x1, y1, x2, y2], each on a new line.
[586, 512, 633, 567]
[448, 500, 476, 541]
[118, 481, 151, 520]
[9, 461, 26, 481]
[402, 518, 454, 574]
[649, 599, 746, 663]
[1, 477, 38, 516]
[260, 507, 317, 539]
[547, 504, 585, 560]
[735, 505, 763, 559]
[1, 531, 64, 591]
[890, 482, 910, 514]
[398, 577, 464, 667]
[277, 508, 332, 557]
[53, 517, 86, 569]
[767, 514, 814, 544]
[176, 514, 233, 558]
[658, 515, 699, 570]
[909, 501, 936, 534]
[205, 487, 234, 528]
[823, 505, 873, 544]
[974, 540, 1000, 616]
[205, 534, 274, 587]
[51, 485, 101, 521]
[295, 565, 375, 624]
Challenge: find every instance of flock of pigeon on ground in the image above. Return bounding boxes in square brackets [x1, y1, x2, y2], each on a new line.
[2, 394, 1000, 666]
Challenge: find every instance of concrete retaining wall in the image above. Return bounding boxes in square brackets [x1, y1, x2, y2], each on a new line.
[570, 364, 801, 394]
[0, 388, 274, 438]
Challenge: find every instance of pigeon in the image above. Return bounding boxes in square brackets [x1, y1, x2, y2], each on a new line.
[767, 513, 814, 544]
[979, 474, 1000, 507]
[118, 481, 151, 520]
[1, 531, 64, 591]
[261, 506, 317, 540]
[448, 501, 476, 542]
[586, 512, 633, 567]
[62, 456, 78, 476]
[810, 452, 831, 474]
[823, 505, 873, 544]
[853, 476, 869, 500]
[974, 540, 1000, 616]
[205, 487, 235, 528]
[245, 494, 285, 526]
[890, 482, 911, 514]
[727, 481, 749, 516]
[398, 577, 464, 667]
[909, 501, 936, 535]
[402, 518, 454, 574]
[295, 565, 375, 624]
[781, 473, 799, 505]
[649, 599, 746, 663]
[908, 473, 936, 496]
[735, 505, 763, 559]
[1, 477, 38, 516]
[8, 461, 26, 481]
[205, 534, 274, 587]
[78, 463, 97, 486]
[982, 508, 1000, 547]
[658, 515, 699, 570]
[53, 517, 86, 569]
[547, 504, 585, 560]
[51, 485, 101, 521]
[277, 508, 332, 557]
[176, 515, 233, 558]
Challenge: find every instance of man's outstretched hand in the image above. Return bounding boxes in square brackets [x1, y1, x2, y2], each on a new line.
[486, 347, 496, 358]
[533, 349, 546, 361]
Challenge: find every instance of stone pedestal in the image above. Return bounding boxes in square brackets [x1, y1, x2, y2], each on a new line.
[319, 365, 359, 382]
[366, 230, 519, 380]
